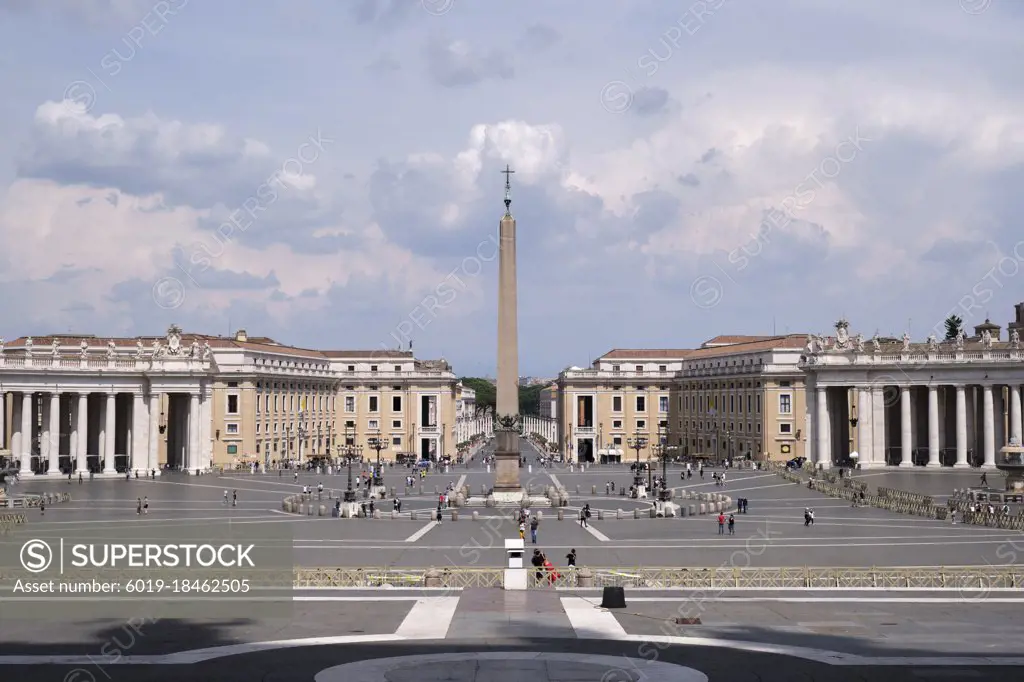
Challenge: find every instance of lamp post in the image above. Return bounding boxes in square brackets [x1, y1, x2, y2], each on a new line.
[368, 431, 389, 487]
[341, 442, 363, 502]
[627, 433, 648, 491]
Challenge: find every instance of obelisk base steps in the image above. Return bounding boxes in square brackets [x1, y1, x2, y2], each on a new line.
[493, 431, 522, 493]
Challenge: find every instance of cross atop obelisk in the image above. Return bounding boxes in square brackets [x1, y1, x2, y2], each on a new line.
[493, 163, 522, 494]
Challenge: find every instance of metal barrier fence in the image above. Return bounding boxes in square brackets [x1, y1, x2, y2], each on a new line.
[877, 486, 934, 506]
[294, 565, 1024, 589]
[0, 492, 71, 509]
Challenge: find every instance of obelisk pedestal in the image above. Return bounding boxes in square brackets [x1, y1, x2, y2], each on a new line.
[492, 168, 522, 494]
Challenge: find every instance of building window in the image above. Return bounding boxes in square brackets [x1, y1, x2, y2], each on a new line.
[370, 365, 378, 372]
[392, 395, 402, 411]
[368, 419, 379, 430]
[612, 365, 620, 372]
[729, 395, 734, 413]
[779, 394, 792, 414]
[348, 365, 355, 371]
[369, 396, 379, 412]
[227, 444, 238, 455]
[659, 365, 667, 372]
[345, 396, 355, 413]
[256, 423, 260, 433]
[636, 396, 646, 412]
[756, 395, 762, 413]
[612, 395, 622, 412]
[659, 396, 669, 412]
[779, 380, 791, 387]
[613, 436, 622, 446]
[392, 419, 402, 429]
[780, 422, 792, 434]
[392, 436, 402, 447]
[226, 423, 239, 434]
[612, 420, 622, 429]
[227, 395, 239, 415]
[636, 419, 647, 429]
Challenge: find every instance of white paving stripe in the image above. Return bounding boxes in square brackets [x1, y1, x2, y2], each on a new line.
[561, 597, 628, 638]
[622, 596, 1024, 603]
[455, 474, 467, 490]
[580, 522, 610, 542]
[405, 521, 439, 542]
[395, 596, 459, 638]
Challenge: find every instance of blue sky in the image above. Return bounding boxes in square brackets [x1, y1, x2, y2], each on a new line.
[0, 0, 1022, 376]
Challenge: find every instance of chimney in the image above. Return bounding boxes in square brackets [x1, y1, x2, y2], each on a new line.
[234, 329, 248, 342]
[1010, 302, 1024, 338]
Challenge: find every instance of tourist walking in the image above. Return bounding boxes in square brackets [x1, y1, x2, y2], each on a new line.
[224, 490, 229, 505]
[566, 548, 577, 567]
[981, 473, 988, 486]
[436, 505, 443, 524]
[519, 521, 526, 540]
[40, 499, 45, 516]
[78, 472, 82, 484]
[232, 490, 237, 506]
[728, 514, 735, 535]
[804, 508, 812, 526]
[136, 498, 142, 515]
[717, 512, 725, 534]
[143, 497, 149, 515]
[530, 515, 539, 544]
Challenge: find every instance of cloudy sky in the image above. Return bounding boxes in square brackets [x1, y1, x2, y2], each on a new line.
[0, 0, 1022, 376]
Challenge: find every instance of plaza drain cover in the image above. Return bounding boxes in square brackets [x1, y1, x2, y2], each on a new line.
[675, 617, 702, 625]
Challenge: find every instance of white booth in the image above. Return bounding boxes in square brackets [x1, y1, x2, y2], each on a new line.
[504, 538, 527, 590]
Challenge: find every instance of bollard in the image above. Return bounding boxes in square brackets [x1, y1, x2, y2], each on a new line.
[482, 485, 488, 495]
[419, 486, 424, 495]
[576, 485, 580, 495]
[308, 504, 314, 516]
[577, 567, 594, 588]
[598, 510, 605, 521]
[616, 509, 624, 520]
[319, 504, 326, 516]
[435, 486, 439, 495]
[689, 504, 696, 516]
[451, 510, 458, 521]
[557, 509, 564, 521]
[634, 509, 641, 519]
[593, 485, 597, 495]
[679, 505, 688, 518]
[666, 506, 676, 518]
[373, 510, 381, 519]
[649, 508, 656, 519]
[536, 510, 543, 521]
[391, 510, 398, 519]
[472, 510, 479, 520]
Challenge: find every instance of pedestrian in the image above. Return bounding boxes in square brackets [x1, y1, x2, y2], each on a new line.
[143, 497, 149, 515]
[804, 508, 812, 526]
[78, 471, 82, 484]
[809, 508, 815, 525]
[436, 505, 443, 524]
[566, 548, 577, 567]
[530, 515, 539, 544]
[369, 499, 375, 516]
[579, 507, 588, 528]
[531, 549, 545, 583]
[136, 498, 142, 515]
[223, 490, 229, 505]
[717, 512, 725, 534]
[232, 490, 237, 507]
[728, 514, 735, 535]
[950, 509, 957, 525]
[519, 521, 526, 540]
[40, 500, 45, 515]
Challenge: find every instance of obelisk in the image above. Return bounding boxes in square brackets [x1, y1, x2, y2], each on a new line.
[493, 164, 522, 493]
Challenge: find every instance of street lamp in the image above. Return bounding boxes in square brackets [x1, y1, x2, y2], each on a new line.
[627, 433, 648, 491]
[340, 441, 363, 502]
[367, 431, 389, 487]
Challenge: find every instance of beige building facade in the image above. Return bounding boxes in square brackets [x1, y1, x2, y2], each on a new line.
[0, 326, 481, 475]
[557, 335, 810, 464]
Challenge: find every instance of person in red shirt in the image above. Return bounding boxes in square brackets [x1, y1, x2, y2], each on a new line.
[717, 512, 726, 534]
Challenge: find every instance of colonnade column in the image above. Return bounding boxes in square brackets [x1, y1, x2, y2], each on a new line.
[955, 385, 968, 467]
[927, 385, 940, 467]
[871, 385, 886, 466]
[10, 393, 21, 462]
[149, 392, 160, 474]
[20, 392, 33, 474]
[189, 392, 200, 474]
[47, 392, 60, 474]
[0, 392, 5, 453]
[1011, 385, 1022, 445]
[132, 392, 145, 474]
[76, 393, 88, 472]
[856, 387, 872, 465]
[103, 392, 116, 473]
[201, 384, 213, 470]
[983, 384, 996, 468]
[815, 386, 830, 467]
[900, 386, 912, 467]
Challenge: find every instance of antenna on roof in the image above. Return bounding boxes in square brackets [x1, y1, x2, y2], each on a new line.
[772, 317, 776, 335]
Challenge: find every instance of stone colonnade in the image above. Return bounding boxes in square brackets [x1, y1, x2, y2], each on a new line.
[0, 383, 214, 476]
[809, 381, 1024, 469]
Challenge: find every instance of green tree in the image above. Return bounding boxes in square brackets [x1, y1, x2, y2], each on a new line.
[458, 378, 548, 416]
[944, 314, 964, 340]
